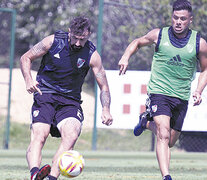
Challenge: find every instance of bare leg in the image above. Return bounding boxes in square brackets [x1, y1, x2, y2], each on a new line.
[50, 118, 82, 178]
[146, 116, 181, 178]
[26, 123, 50, 170]
[168, 129, 180, 172]
[148, 119, 171, 168]
[153, 115, 171, 177]
[147, 121, 157, 135]
[147, 120, 180, 144]
[169, 129, 181, 148]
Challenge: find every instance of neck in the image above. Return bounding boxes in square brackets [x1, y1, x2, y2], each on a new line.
[172, 28, 189, 39]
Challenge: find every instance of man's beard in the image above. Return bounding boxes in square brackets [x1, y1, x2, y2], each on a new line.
[71, 44, 83, 51]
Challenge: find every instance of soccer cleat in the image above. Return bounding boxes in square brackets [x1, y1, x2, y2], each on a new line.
[35, 164, 51, 180]
[133, 111, 150, 136]
[31, 171, 38, 180]
[163, 175, 172, 180]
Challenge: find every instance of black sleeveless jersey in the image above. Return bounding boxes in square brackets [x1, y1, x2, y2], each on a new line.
[36, 30, 96, 102]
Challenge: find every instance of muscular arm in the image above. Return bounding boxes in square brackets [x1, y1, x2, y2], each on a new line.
[90, 51, 113, 125]
[90, 51, 111, 109]
[20, 35, 54, 94]
[118, 28, 160, 75]
[193, 37, 207, 105]
[95, 70, 111, 108]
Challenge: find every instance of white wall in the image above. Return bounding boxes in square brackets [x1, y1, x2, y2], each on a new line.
[96, 70, 207, 132]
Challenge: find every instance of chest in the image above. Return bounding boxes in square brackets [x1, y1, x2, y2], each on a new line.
[50, 47, 90, 71]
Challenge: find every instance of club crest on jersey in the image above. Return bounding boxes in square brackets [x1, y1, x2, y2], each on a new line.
[187, 44, 193, 53]
[77, 58, 85, 68]
[152, 105, 157, 112]
[33, 110, 39, 117]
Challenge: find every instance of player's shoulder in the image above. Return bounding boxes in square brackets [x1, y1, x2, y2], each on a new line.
[85, 40, 96, 52]
[147, 28, 161, 36]
[54, 30, 68, 39]
[41, 34, 55, 49]
[144, 28, 161, 43]
[42, 30, 67, 49]
[200, 37, 207, 44]
[199, 37, 207, 52]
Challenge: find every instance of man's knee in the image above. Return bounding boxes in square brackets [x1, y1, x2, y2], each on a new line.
[59, 118, 82, 148]
[59, 118, 82, 139]
[31, 123, 50, 144]
[157, 127, 170, 142]
[61, 126, 80, 141]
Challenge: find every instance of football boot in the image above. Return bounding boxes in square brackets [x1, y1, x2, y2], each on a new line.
[34, 164, 51, 180]
[163, 175, 172, 180]
[133, 111, 151, 136]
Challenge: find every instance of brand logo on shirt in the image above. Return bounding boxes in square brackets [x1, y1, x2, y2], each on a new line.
[163, 42, 170, 46]
[166, 54, 184, 67]
[54, 53, 60, 59]
[77, 58, 85, 68]
[187, 44, 193, 53]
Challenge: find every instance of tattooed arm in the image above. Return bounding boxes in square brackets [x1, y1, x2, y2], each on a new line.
[20, 35, 54, 95]
[90, 51, 113, 126]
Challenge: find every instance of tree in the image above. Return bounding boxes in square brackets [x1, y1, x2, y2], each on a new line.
[1, 0, 207, 85]
[1, 0, 98, 69]
[100, 0, 207, 71]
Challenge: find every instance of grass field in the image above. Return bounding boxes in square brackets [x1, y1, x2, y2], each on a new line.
[0, 121, 207, 179]
[0, 150, 207, 180]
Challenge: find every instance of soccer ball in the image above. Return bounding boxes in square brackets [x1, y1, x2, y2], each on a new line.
[58, 150, 85, 178]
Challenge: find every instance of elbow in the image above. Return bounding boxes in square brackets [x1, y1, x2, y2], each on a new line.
[20, 54, 26, 63]
[20, 55, 24, 64]
[20, 55, 25, 68]
[20, 54, 32, 65]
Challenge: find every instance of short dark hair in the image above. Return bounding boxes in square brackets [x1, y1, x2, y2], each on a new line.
[173, 0, 192, 13]
[69, 16, 91, 35]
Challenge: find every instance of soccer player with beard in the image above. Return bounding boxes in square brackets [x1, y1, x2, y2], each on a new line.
[20, 16, 113, 180]
[119, 0, 207, 179]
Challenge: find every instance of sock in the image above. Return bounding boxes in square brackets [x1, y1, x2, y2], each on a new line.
[48, 175, 57, 180]
[30, 167, 39, 176]
[163, 175, 172, 180]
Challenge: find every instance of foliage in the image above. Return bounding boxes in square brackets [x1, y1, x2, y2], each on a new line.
[0, 0, 207, 83]
[100, 0, 207, 71]
[0, 0, 98, 70]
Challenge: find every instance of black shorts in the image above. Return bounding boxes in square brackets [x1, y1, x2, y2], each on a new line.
[147, 94, 188, 132]
[31, 93, 84, 137]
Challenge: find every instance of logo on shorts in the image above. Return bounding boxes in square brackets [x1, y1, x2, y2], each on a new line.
[33, 110, 39, 117]
[77, 109, 83, 120]
[152, 105, 157, 112]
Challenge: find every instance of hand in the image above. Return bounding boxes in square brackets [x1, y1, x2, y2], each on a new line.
[118, 57, 128, 75]
[26, 80, 42, 95]
[192, 91, 202, 106]
[101, 109, 113, 126]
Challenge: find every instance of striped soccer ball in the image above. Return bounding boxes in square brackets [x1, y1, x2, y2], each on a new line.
[58, 150, 85, 178]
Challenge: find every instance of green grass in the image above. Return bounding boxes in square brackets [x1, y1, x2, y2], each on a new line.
[0, 150, 207, 180]
[0, 121, 153, 151]
[0, 121, 206, 179]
